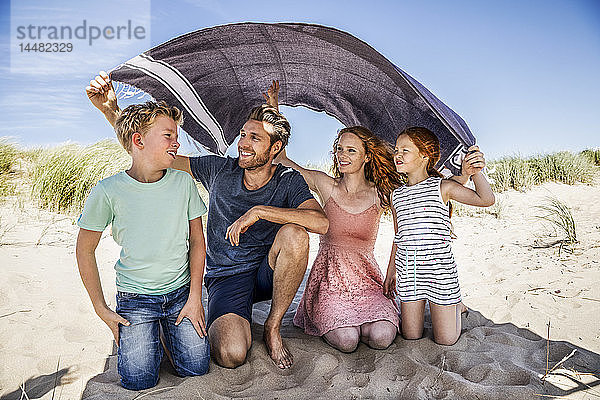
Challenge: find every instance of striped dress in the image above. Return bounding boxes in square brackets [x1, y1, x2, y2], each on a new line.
[391, 176, 461, 305]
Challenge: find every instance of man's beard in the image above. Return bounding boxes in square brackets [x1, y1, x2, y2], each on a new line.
[238, 149, 271, 170]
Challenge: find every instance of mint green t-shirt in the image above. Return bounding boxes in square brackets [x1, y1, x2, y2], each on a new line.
[77, 168, 207, 294]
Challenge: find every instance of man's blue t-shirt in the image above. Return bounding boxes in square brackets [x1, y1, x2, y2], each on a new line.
[190, 155, 314, 278]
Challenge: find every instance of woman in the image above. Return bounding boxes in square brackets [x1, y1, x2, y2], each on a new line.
[265, 82, 479, 351]
[263, 82, 402, 351]
[280, 126, 403, 351]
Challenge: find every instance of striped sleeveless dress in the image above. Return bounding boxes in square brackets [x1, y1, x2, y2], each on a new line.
[391, 176, 461, 305]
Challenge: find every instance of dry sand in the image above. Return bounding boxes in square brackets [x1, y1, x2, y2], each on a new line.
[1, 179, 599, 399]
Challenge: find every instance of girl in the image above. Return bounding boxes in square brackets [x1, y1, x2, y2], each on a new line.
[383, 127, 494, 346]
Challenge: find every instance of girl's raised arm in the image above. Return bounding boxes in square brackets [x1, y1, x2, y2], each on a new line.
[441, 171, 495, 207]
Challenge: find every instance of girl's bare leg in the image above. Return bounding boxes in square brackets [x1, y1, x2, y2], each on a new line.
[400, 300, 426, 340]
[430, 302, 461, 345]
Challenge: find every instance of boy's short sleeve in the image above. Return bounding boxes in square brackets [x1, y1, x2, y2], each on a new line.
[287, 170, 315, 209]
[77, 183, 113, 232]
[187, 176, 207, 221]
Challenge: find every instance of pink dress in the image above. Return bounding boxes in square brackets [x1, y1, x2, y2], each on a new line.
[293, 196, 399, 336]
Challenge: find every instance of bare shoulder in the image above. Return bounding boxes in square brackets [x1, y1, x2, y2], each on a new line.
[440, 177, 466, 202]
[309, 170, 335, 202]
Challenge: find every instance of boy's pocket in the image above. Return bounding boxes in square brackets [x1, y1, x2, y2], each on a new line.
[117, 291, 139, 299]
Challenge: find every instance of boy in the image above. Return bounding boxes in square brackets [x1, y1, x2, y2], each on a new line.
[75, 101, 210, 390]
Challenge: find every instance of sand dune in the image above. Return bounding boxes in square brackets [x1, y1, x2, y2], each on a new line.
[1, 179, 599, 399]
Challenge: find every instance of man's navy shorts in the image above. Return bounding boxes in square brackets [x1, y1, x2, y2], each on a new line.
[204, 256, 274, 328]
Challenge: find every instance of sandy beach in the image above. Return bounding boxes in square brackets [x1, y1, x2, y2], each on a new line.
[1, 178, 599, 399]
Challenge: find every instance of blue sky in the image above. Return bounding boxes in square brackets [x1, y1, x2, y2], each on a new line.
[1, 0, 599, 164]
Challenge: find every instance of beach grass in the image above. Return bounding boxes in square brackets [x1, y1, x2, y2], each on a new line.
[0, 139, 19, 175]
[305, 160, 333, 175]
[535, 196, 577, 251]
[488, 151, 595, 192]
[31, 140, 130, 212]
[0, 139, 20, 200]
[581, 148, 600, 166]
[0, 176, 16, 199]
[488, 156, 535, 192]
[528, 152, 595, 186]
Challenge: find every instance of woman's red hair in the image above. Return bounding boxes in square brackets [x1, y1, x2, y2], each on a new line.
[331, 126, 404, 210]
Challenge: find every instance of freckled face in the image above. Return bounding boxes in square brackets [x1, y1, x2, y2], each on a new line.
[335, 132, 368, 174]
[394, 134, 427, 174]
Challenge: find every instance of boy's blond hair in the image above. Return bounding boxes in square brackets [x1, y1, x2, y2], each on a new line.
[115, 101, 183, 153]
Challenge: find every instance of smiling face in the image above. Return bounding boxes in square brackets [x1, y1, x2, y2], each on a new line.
[237, 119, 281, 170]
[394, 133, 428, 174]
[135, 115, 180, 169]
[334, 131, 369, 175]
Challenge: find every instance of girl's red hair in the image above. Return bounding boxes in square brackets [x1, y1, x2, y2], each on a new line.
[398, 127, 453, 218]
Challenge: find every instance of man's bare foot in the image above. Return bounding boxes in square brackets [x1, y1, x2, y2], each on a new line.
[263, 321, 293, 369]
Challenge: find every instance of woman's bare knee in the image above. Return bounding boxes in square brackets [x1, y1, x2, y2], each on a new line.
[324, 328, 360, 353]
[333, 338, 359, 353]
[362, 322, 397, 349]
[369, 329, 396, 349]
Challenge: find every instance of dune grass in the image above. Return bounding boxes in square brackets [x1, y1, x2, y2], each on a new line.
[0, 139, 20, 199]
[488, 156, 535, 192]
[535, 196, 577, 252]
[581, 148, 600, 166]
[31, 140, 130, 212]
[488, 151, 595, 192]
[528, 152, 595, 185]
[0, 139, 19, 174]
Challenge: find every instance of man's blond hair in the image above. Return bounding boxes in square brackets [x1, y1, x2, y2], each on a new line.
[247, 104, 291, 148]
[115, 101, 183, 153]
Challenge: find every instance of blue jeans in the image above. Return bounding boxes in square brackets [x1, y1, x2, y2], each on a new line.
[116, 284, 210, 391]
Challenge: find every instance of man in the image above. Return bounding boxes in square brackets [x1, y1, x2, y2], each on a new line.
[86, 71, 329, 369]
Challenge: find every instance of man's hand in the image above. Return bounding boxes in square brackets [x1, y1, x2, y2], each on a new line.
[85, 71, 118, 114]
[96, 306, 130, 346]
[175, 297, 207, 337]
[461, 145, 486, 177]
[262, 80, 280, 111]
[382, 272, 397, 300]
[225, 207, 261, 246]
